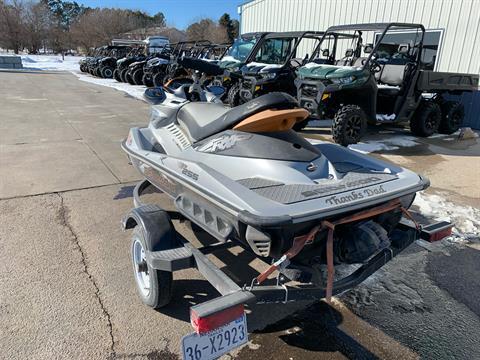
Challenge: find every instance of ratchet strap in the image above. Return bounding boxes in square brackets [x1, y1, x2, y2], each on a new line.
[255, 199, 420, 303]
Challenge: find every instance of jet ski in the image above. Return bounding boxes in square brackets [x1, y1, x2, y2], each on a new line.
[122, 91, 428, 270]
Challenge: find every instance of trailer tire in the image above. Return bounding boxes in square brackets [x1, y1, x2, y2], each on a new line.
[227, 83, 241, 107]
[439, 101, 464, 134]
[410, 101, 441, 137]
[332, 104, 367, 146]
[131, 226, 173, 309]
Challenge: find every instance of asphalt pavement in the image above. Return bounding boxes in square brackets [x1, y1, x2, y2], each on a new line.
[1, 70, 479, 359]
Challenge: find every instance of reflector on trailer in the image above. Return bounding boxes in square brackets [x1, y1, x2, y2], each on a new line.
[191, 304, 244, 334]
[420, 221, 453, 242]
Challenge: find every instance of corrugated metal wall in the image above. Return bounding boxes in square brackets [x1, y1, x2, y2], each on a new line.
[240, 0, 480, 75]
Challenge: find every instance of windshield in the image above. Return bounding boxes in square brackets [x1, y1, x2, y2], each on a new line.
[224, 37, 257, 62]
[253, 37, 294, 65]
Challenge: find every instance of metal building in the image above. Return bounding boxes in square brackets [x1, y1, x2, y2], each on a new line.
[238, 0, 480, 128]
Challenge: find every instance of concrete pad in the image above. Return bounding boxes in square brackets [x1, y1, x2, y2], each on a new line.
[84, 140, 141, 183]
[0, 194, 111, 359]
[0, 116, 81, 145]
[0, 140, 118, 198]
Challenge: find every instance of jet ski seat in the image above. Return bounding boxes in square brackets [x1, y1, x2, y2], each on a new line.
[177, 92, 299, 142]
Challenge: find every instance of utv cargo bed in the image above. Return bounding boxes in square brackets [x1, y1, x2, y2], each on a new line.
[417, 70, 479, 92]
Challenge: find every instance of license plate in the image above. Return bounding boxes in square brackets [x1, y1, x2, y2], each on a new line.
[181, 314, 248, 360]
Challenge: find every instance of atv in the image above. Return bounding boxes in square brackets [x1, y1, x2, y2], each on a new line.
[210, 32, 269, 102]
[230, 31, 325, 123]
[295, 23, 479, 145]
[96, 46, 131, 78]
[114, 47, 146, 83]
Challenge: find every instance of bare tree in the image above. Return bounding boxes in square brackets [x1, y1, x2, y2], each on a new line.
[186, 18, 228, 43]
[23, 1, 51, 53]
[0, 0, 26, 53]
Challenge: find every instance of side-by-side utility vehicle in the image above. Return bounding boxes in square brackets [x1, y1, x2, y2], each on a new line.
[295, 23, 479, 145]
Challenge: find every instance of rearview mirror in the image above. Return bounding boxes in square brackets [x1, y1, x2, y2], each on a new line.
[364, 44, 373, 54]
[322, 48, 329, 57]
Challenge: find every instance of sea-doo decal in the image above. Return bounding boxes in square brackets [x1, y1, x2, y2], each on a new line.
[197, 134, 252, 153]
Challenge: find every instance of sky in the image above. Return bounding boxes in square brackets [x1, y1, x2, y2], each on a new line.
[76, 0, 241, 30]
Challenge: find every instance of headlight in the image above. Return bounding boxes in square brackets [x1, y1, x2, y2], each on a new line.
[230, 66, 240, 72]
[261, 72, 277, 80]
[330, 75, 356, 85]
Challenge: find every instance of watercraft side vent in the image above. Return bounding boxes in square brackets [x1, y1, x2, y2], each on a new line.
[175, 195, 233, 240]
[245, 226, 271, 257]
[165, 123, 190, 150]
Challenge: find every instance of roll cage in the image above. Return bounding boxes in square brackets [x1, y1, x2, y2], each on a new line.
[310, 23, 426, 70]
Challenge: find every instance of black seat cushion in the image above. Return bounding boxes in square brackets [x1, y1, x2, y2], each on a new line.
[177, 92, 299, 142]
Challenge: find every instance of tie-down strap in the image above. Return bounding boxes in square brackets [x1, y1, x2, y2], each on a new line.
[255, 199, 419, 302]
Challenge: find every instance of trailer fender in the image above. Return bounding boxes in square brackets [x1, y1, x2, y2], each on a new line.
[122, 205, 180, 251]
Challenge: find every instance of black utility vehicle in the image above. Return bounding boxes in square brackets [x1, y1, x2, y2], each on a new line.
[114, 46, 146, 83]
[296, 23, 479, 145]
[96, 45, 130, 78]
[230, 31, 325, 116]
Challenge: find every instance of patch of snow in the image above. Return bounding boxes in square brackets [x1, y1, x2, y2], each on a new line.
[375, 113, 396, 122]
[73, 72, 147, 101]
[348, 135, 419, 154]
[348, 142, 399, 154]
[302, 62, 355, 70]
[20, 54, 83, 72]
[413, 192, 480, 242]
[245, 62, 282, 71]
[221, 55, 241, 63]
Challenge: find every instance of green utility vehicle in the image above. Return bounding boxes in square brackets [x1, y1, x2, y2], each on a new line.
[296, 23, 479, 145]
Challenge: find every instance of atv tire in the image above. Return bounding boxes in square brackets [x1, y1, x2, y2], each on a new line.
[142, 73, 153, 87]
[126, 71, 136, 85]
[332, 104, 367, 146]
[439, 101, 464, 134]
[410, 101, 441, 137]
[101, 66, 114, 79]
[113, 69, 122, 82]
[227, 83, 241, 107]
[120, 68, 129, 82]
[132, 69, 144, 85]
[153, 72, 166, 87]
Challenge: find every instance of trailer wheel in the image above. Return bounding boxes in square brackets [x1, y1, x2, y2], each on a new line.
[227, 83, 241, 107]
[410, 101, 441, 137]
[332, 104, 367, 146]
[439, 101, 464, 134]
[131, 226, 173, 308]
